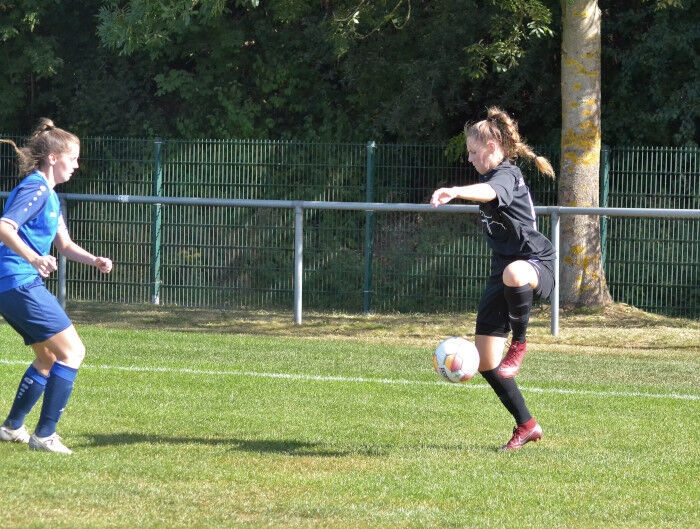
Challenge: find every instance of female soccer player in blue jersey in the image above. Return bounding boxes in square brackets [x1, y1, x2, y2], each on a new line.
[0, 119, 113, 454]
[431, 107, 556, 450]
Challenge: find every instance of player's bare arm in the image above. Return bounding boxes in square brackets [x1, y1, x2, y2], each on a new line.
[53, 230, 113, 274]
[430, 183, 497, 207]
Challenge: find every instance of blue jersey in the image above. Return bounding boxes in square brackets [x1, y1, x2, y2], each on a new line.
[0, 171, 65, 292]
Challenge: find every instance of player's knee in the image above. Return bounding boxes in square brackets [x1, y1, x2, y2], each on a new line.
[71, 342, 86, 367]
[58, 340, 86, 369]
[503, 261, 537, 288]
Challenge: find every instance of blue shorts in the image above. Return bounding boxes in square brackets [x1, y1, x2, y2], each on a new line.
[0, 276, 72, 345]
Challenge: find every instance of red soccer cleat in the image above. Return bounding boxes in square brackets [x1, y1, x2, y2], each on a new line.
[502, 419, 543, 451]
[498, 340, 527, 378]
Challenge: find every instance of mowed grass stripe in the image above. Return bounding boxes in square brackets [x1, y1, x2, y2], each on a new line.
[2, 357, 697, 401]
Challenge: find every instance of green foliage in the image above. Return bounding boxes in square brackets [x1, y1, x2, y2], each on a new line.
[601, 0, 698, 146]
[462, 0, 554, 79]
[1, 1, 696, 148]
[2, 0, 563, 143]
[94, 1, 351, 140]
[96, 0, 248, 56]
[0, 1, 63, 129]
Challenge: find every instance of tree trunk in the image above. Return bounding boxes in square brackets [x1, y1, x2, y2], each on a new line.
[559, 0, 612, 307]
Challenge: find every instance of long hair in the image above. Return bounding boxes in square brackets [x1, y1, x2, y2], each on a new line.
[0, 118, 80, 176]
[465, 107, 556, 179]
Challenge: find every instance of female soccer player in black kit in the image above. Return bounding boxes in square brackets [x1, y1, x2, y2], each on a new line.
[431, 107, 556, 450]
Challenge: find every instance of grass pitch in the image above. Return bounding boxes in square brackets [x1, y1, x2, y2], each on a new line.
[1, 303, 698, 528]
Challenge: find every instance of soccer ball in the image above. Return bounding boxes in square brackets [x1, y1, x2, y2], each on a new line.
[433, 336, 480, 383]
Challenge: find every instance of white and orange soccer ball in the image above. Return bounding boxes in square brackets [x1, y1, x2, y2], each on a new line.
[433, 336, 480, 383]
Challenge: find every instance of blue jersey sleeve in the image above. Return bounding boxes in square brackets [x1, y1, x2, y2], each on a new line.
[1, 179, 52, 228]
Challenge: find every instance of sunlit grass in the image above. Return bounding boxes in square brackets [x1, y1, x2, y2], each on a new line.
[0, 303, 698, 528]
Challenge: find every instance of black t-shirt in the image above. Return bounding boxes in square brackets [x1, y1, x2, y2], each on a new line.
[478, 160, 555, 269]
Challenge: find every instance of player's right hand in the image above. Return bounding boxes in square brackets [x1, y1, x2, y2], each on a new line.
[430, 188, 454, 207]
[32, 255, 58, 277]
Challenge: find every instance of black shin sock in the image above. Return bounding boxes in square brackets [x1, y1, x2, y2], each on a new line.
[503, 284, 533, 343]
[480, 368, 531, 425]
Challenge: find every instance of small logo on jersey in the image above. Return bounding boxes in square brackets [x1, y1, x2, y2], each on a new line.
[480, 212, 506, 235]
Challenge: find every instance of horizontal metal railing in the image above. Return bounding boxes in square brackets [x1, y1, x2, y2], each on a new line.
[41, 193, 700, 335]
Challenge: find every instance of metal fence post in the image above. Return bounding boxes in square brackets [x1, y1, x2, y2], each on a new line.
[551, 210, 560, 336]
[294, 204, 304, 324]
[363, 141, 376, 314]
[58, 198, 68, 308]
[152, 139, 164, 304]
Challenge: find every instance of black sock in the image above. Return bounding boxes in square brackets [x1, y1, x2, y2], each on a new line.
[503, 284, 533, 343]
[480, 368, 532, 425]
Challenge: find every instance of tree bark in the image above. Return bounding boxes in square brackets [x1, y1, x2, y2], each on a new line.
[559, 0, 612, 307]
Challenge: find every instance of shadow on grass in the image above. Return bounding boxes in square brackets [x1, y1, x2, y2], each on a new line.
[68, 300, 697, 335]
[83, 432, 385, 457]
[81, 433, 491, 456]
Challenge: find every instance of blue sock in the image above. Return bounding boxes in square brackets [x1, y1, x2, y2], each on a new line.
[4, 365, 48, 430]
[34, 362, 78, 438]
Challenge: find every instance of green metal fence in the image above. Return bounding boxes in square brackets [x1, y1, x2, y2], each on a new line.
[0, 137, 697, 318]
[602, 146, 700, 317]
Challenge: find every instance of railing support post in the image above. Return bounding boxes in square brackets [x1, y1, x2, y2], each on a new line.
[363, 141, 376, 314]
[294, 204, 304, 324]
[58, 198, 68, 308]
[551, 210, 560, 336]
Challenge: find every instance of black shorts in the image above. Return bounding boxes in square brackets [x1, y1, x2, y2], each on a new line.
[475, 259, 555, 338]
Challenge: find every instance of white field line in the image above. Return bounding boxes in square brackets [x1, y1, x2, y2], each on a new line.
[1, 358, 698, 401]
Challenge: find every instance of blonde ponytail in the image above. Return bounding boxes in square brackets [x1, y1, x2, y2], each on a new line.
[476, 106, 556, 180]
